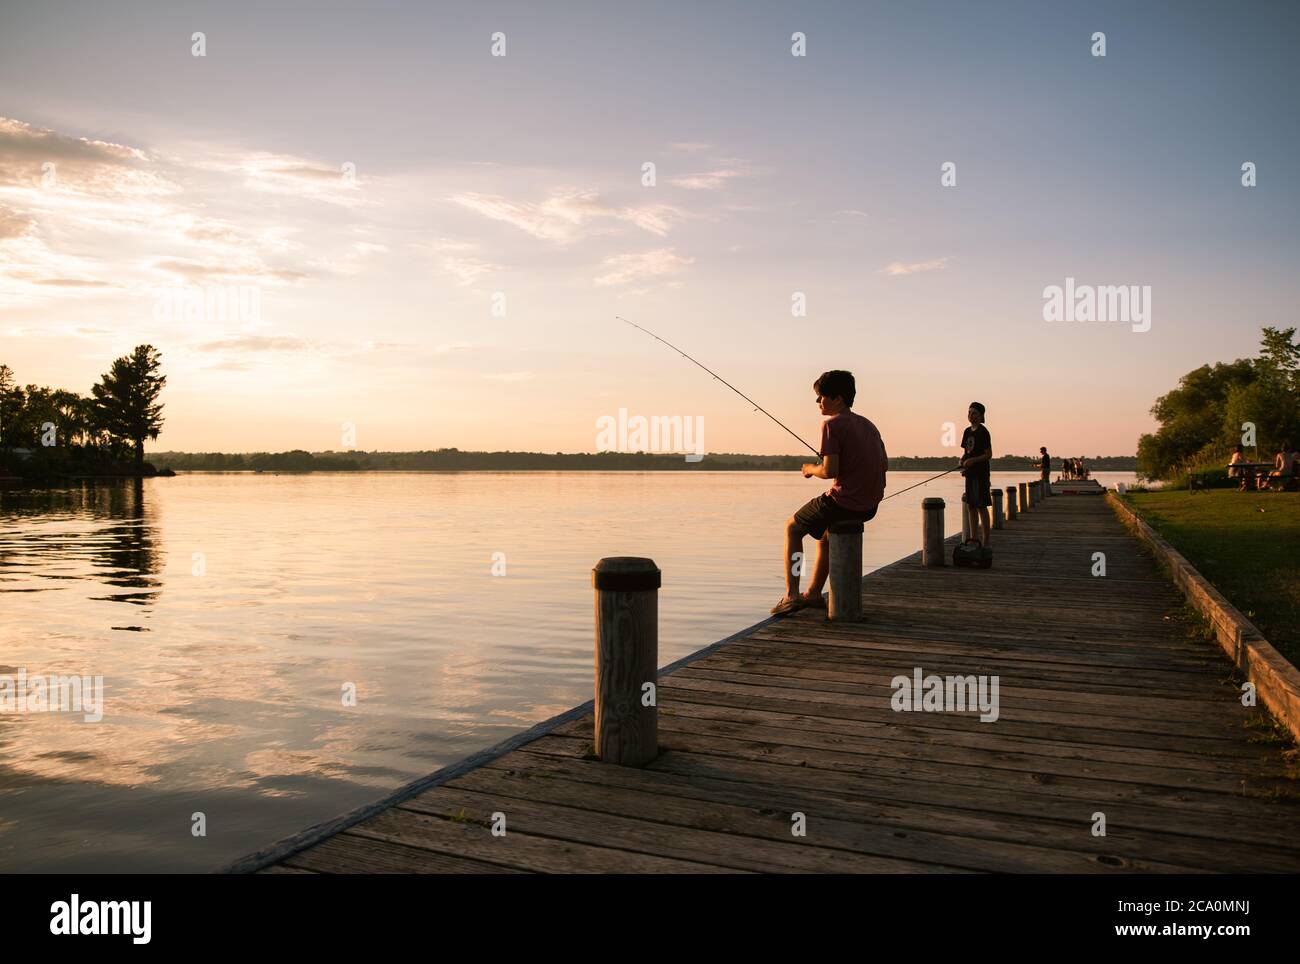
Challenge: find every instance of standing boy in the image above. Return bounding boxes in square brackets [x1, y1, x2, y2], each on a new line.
[1036, 446, 1051, 493]
[960, 402, 992, 551]
[771, 370, 887, 616]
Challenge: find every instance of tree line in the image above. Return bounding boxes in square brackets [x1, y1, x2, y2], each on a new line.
[1137, 326, 1300, 481]
[0, 345, 167, 477]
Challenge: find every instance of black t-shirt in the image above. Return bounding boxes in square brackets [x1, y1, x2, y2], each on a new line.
[1040, 452, 1050, 476]
[961, 425, 991, 479]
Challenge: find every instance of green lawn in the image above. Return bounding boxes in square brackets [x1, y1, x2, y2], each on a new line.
[1126, 490, 1299, 668]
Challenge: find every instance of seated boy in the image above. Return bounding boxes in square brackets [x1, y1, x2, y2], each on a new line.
[771, 370, 887, 615]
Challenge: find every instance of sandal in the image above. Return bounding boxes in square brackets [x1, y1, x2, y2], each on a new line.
[770, 595, 803, 616]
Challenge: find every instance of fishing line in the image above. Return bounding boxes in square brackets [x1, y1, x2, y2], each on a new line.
[616, 315, 820, 457]
[617, 315, 962, 501]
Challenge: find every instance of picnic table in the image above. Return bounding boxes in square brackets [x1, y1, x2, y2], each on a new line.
[1223, 461, 1275, 490]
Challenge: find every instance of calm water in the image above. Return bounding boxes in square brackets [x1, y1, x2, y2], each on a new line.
[0, 470, 1134, 872]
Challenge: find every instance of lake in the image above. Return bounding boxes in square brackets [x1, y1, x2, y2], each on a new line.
[0, 469, 1134, 871]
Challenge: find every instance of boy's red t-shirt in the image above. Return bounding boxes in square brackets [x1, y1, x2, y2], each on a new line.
[820, 411, 887, 512]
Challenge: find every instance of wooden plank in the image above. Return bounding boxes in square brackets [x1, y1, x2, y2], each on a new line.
[347, 805, 739, 874]
[403, 784, 963, 873]
[284, 832, 529, 874]
[477, 749, 1300, 873]
[446, 758, 1202, 873]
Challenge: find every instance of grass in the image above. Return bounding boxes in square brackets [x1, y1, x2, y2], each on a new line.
[1126, 489, 1300, 668]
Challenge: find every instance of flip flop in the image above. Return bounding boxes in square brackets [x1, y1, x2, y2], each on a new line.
[799, 594, 827, 610]
[770, 596, 803, 616]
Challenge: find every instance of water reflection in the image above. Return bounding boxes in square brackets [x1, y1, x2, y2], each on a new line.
[0, 480, 163, 608]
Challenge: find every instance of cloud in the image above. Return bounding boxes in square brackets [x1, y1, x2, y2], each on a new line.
[882, 257, 949, 277]
[35, 278, 115, 287]
[197, 335, 313, 353]
[450, 190, 679, 243]
[594, 247, 693, 286]
[668, 168, 751, 191]
[154, 258, 309, 284]
[0, 116, 154, 191]
[483, 371, 535, 382]
[0, 205, 33, 239]
[670, 142, 711, 153]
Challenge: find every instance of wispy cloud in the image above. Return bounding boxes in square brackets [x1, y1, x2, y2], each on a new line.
[197, 335, 314, 353]
[668, 168, 751, 191]
[594, 247, 693, 286]
[882, 257, 949, 277]
[483, 371, 535, 382]
[450, 190, 679, 243]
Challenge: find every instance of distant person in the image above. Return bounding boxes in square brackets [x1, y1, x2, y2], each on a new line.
[1264, 442, 1296, 491]
[771, 370, 887, 616]
[1037, 446, 1051, 492]
[960, 401, 993, 554]
[1229, 445, 1249, 491]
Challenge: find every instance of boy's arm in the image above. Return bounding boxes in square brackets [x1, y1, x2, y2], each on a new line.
[802, 454, 840, 479]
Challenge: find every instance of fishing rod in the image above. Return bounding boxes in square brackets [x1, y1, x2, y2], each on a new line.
[617, 314, 962, 500]
[879, 466, 959, 502]
[616, 315, 820, 457]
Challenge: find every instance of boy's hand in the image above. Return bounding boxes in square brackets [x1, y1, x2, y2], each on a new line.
[801, 463, 816, 478]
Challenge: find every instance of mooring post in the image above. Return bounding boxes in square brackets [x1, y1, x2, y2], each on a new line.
[827, 521, 864, 622]
[592, 557, 660, 766]
[922, 497, 945, 566]
[1019, 481, 1030, 511]
[1006, 486, 1018, 520]
[992, 488, 1004, 529]
[961, 492, 972, 541]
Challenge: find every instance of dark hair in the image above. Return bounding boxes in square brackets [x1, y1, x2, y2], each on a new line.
[969, 401, 985, 416]
[814, 370, 856, 407]
[1040, 446, 1047, 453]
[1236, 444, 1244, 453]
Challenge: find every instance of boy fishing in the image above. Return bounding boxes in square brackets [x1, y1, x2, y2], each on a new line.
[960, 402, 992, 552]
[771, 370, 887, 616]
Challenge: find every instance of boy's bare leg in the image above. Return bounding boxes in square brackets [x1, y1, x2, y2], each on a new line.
[804, 534, 831, 600]
[977, 506, 992, 547]
[783, 518, 804, 598]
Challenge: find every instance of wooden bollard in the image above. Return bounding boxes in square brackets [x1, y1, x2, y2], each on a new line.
[1019, 481, 1030, 511]
[1030, 480, 1040, 507]
[1006, 486, 1018, 520]
[992, 488, 1004, 529]
[922, 497, 945, 566]
[592, 557, 659, 766]
[960, 493, 972, 541]
[827, 521, 864, 622]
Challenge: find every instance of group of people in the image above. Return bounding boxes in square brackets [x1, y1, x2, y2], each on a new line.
[1058, 457, 1089, 481]
[770, 372, 996, 616]
[1229, 443, 1299, 491]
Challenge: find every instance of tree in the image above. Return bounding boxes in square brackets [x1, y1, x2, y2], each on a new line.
[1135, 327, 1300, 480]
[91, 345, 166, 466]
[0, 363, 23, 450]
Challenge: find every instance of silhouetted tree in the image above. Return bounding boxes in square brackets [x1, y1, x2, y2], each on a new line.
[91, 345, 166, 467]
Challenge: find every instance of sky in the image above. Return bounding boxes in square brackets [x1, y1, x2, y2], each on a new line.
[1, 0, 1297, 457]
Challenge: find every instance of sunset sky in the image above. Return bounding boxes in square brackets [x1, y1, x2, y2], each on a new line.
[1, 0, 1297, 456]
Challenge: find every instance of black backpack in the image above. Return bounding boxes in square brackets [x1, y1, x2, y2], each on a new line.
[952, 539, 992, 569]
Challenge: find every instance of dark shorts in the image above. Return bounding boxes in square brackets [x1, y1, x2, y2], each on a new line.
[792, 494, 878, 540]
[965, 473, 991, 508]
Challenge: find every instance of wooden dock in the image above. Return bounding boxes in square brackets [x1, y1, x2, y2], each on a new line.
[249, 492, 1300, 874]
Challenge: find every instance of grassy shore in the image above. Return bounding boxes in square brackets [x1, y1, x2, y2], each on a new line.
[1126, 490, 1299, 667]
